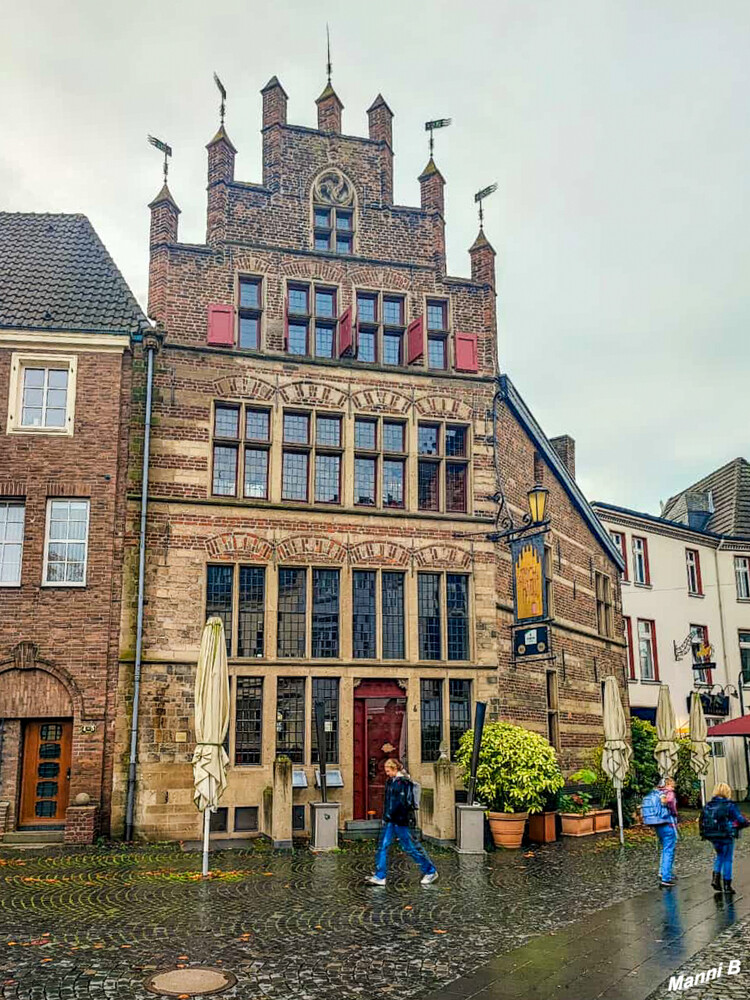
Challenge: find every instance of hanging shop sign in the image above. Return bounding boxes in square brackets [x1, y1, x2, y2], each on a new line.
[688, 692, 730, 718]
[511, 531, 548, 624]
[513, 623, 551, 660]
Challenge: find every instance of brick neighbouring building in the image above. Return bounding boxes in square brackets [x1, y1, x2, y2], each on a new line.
[113, 74, 628, 843]
[0, 213, 148, 844]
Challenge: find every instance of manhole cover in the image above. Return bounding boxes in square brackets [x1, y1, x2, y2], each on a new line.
[145, 966, 236, 997]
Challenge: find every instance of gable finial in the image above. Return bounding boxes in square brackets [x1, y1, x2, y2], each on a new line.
[425, 118, 451, 158]
[147, 134, 172, 184]
[213, 72, 227, 127]
[474, 182, 498, 226]
[326, 23, 332, 85]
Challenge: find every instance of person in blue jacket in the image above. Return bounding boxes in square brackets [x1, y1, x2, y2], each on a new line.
[366, 758, 438, 886]
[700, 782, 749, 895]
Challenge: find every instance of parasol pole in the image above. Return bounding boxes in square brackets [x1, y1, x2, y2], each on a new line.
[700, 778, 706, 807]
[614, 778, 625, 846]
[202, 807, 210, 877]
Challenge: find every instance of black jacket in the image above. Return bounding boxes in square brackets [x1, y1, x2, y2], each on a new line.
[700, 796, 750, 841]
[382, 775, 413, 826]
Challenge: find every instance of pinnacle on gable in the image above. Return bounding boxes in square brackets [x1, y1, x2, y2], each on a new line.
[148, 183, 181, 214]
[261, 75, 288, 98]
[367, 93, 393, 116]
[206, 123, 237, 153]
[469, 227, 495, 254]
[419, 157, 444, 183]
[316, 81, 344, 108]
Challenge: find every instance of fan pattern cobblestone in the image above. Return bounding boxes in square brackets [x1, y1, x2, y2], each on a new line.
[1, 825, 747, 1000]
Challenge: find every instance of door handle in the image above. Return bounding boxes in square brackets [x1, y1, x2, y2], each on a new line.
[368, 757, 378, 782]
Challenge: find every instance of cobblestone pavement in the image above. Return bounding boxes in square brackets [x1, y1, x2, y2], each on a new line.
[1, 822, 748, 1000]
[647, 911, 750, 1000]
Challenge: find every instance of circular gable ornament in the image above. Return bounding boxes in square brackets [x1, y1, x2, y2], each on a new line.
[313, 168, 354, 207]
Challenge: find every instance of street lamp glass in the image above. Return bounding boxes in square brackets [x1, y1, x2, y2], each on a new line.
[527, 485, 549, 525]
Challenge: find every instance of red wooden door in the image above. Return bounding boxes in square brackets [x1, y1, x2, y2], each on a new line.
[19, 720, 72, 827]
[365, 698, 406, 819]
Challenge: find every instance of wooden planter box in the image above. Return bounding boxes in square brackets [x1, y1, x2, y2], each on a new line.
[560, 812, 596, 837]
[593, 809, 613, 833]
[528, 811, 558, 843]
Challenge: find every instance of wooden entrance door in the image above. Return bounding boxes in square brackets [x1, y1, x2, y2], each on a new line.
[19, 720, 72, 828]
[353, 681, 407, 820]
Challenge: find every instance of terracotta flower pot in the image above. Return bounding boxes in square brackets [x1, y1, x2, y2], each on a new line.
[593, 809, 613, 833]
[560, 812, 596, 837]
[528, 810, 558, 843]
[488, 811, 528, 848]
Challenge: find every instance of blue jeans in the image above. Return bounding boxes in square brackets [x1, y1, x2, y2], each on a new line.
[374, 822, 436, 880]
[711, 839, 735, 880]
[655, 822, 677, 881]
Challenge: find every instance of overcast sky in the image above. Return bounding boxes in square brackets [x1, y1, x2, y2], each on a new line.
[2, 1, 748, 513]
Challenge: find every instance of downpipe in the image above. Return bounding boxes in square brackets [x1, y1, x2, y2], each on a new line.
[124, 337, 156, 841]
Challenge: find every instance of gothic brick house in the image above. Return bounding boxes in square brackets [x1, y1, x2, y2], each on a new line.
[114, 75, 628, 841]
[0, 212, 147, 843]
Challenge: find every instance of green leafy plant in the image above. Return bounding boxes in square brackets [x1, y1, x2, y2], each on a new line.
[455, 722, 564, 814]
[559, 791, 594, 814]
[675, 739, 702, 807]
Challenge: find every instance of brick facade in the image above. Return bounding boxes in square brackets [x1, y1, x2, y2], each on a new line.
[114, 76, 628, 841]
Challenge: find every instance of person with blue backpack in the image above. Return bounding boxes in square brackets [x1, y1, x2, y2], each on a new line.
[366, 758, 438, 886]
[642, 778, 679, 887]
[699, 782, 749, 895]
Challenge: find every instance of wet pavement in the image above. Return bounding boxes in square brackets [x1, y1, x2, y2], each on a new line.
[1, 821, 749, 999]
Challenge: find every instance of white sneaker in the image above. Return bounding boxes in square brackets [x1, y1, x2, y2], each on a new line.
[366, 875, 386, 886]
[421, 871, 439, 885]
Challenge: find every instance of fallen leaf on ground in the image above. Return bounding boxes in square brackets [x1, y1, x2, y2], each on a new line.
[433, 929, 447, 934]
[404, 905, 412, 911]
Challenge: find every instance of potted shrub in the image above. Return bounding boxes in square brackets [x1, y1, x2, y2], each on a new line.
[559, 768, 612, 836]
[455, 722, 564, 849]
[528, 788, 560, 844]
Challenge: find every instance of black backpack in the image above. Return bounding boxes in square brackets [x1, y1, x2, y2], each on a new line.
[699, 799, 734, 840]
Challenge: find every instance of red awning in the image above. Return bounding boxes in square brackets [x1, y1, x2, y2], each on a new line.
[708, 715, 750, 737]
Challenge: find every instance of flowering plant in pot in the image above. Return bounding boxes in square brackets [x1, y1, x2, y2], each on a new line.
[455, 722, 564, 849]
[559, 768, 612, 836]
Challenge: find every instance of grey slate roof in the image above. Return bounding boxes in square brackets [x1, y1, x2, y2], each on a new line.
[0, 212, 148, 336]
[662, 457, 750, 538]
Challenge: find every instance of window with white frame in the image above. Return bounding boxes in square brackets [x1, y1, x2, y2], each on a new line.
[7, 355, 77, 435]
[739, 631, 750, 686]
[690, 623, 712, 685]
[610, 530, 628, 580]
[43, 500, 90, 585]
[685, 548, 703, 596]
[735, 557, 750, 600]
[637, 619, 657, 680]
[632, 536, 650, 585]
[0, 501, 25, 585]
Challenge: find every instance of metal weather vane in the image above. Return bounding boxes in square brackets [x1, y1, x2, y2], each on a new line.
[326, 23, 332, 84]
[147, 135, 172, 183]
[213, 72, 227, 126]
[425, 118, 452, 158]
[475, 182, 498, 226]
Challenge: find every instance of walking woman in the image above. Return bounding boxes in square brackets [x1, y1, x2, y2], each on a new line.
[700, 782, 749, 895]
[366, 759, 438, 886]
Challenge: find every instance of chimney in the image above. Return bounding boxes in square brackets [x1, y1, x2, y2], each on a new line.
[316, 82, 343, 133]
[147, 184, 180, 322]
[550, 435, 576, 479]
[367, 94, 394, 204]
[468, 228, 496, 290]
[206, 125, 237, 244]
[261, 76, 288, 190]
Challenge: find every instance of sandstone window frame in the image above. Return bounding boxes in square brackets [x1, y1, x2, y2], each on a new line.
[417, 571, 472, 663]
[416, 421, 471, 515]
[310, 168, 357, 256]
[6, 352, 77, 436]
[211, 402, 272, 500]
[546, 670, 560, 750]
[353, 414, 408, 510]
[276, 566, 342, 661]
[42, 498, 90, 588]
[276, 676, 306, 763]
[594, 571, 613, 638]
[448, 678, 472, 760]
[351, 568, 407, 661]
[281, 409, 343, 505]
[236, 273, 264, 351]
[311, 676, 340, 764]
[0, 500, 25, 587]
[233, 675, 264, 766]
[285, 280, 341, 359]
[354, 289, 407, 367]
[425, 297, 451, 371]
[205, 563, 267, 659]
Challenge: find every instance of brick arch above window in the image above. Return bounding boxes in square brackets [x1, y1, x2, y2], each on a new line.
[205, 532, 273, 562]
[212, 375, 275, 401]
[276, 534, 347, 565]
[348, 539, 411, 567]
[413, 543, 472, 571]
[415, 395, 473, 422]
[0, 641, 88, 721]
[279, 380, 348, 409]
[350, 387, 412, 415]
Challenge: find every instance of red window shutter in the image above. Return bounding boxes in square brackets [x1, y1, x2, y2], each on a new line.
[406, 315, 424, 363]
[338, 306, 353, 357]
[695, 550, 703, 595]
[643, 537, 651, 585]
[651, 620, 660, 680]
[455, 332, 478, 372]
[207, 304, 235, 346]
[624, 616, 634, 679]
[283, 291, 289, 352]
